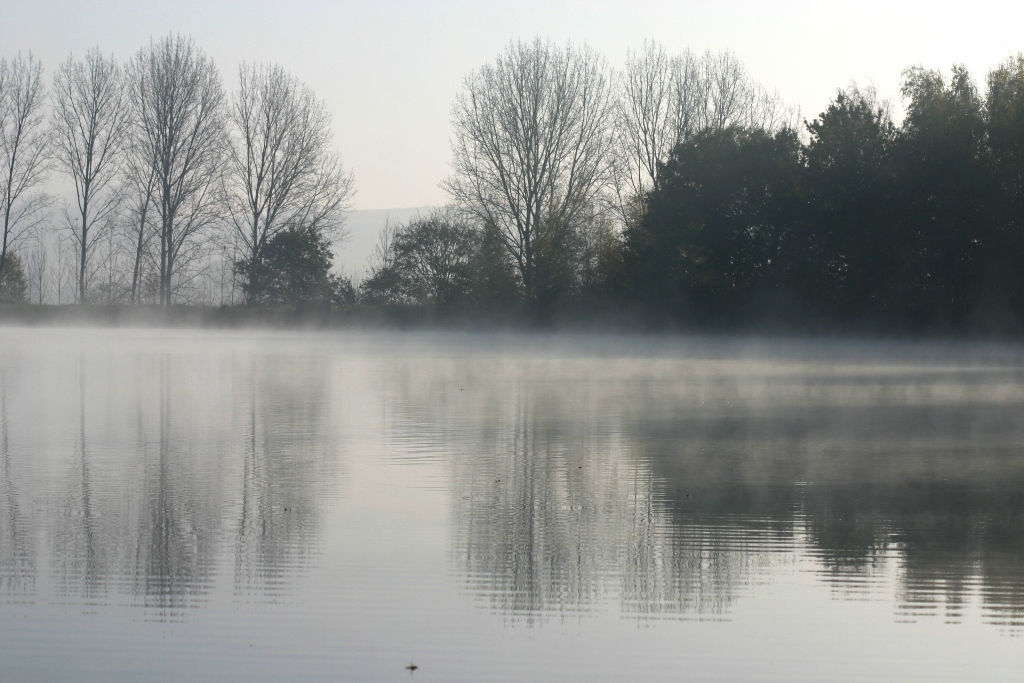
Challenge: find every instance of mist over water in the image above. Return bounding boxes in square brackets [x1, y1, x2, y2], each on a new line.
[1, 328, 1023, 682]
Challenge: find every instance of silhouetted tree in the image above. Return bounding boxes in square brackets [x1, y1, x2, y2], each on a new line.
[626, 126, 803, 318]
[0, 252, 26, 302]
[987, 57, 1024, 204]
[469, 220, 521, 304]
[612, 41, 677, 226]
[359, 208, 475, 306]
[237, 226, 333, 306]
[531, 204, 622, 305]
[26, 240, 48, 304]
[329, 272, 356, 307]
[984, 55, 1024, 316]
[895, 65, 994, 325]
[390, 207, 474, 305]
[802, 86, 899, 317]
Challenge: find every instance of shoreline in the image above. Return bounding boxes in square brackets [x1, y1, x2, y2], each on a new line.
[2, 302, 1022, 341]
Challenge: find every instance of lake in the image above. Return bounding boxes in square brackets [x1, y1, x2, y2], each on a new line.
[1, 327, 1022, 682]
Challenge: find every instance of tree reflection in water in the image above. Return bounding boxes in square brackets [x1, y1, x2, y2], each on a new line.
[233, 353, 336, 598]
[1, 333, 1023, 635]
[385, 353, 1024, 630]
[0, 339, 342, 621]
[0, 370, 35, 596]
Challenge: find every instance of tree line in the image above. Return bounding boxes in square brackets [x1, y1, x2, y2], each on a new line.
[624, 60, 1024, 330]
[365, 39, 1024, 331]
[5, 35, 1024, 331]
[0, 34, 353, 307]
[362, 39, 792, 315]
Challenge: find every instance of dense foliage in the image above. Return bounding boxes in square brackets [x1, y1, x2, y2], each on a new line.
[0, 254, 27, 303]
[620, 65, 1024, 330]
[236, 226, 353, 307]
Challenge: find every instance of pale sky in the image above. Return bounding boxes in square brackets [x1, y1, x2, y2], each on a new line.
[4, 1, 1024, 210]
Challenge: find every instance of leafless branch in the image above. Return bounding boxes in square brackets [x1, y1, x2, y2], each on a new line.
[226, 63, 354, 302]
[51, 48, 129, 303]
[444, 38, 615, 299]
[611, 44, 786, 225]
[126, 34, 227, 306]
[0, 53, 53, 275]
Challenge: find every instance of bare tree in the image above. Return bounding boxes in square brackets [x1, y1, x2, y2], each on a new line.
[612, 44, 786, 224]
[126, 34, 227, 306]
[669, 50, 710, 144]
[0, 53, 52, 279]
[121, 154, 157, 304]
[367, 215, 399, 276]
[701, 50, 784, 132]
[212, 242, 240, 306]
[612, 41, 677, 225]
[444, 38, 615, 300]
[92, 213, 127, 305]
[227, 63, 354, 302]
[51, 48, 129, 304]
[55, 232, 78, 305]
[26, 238, 49, 304]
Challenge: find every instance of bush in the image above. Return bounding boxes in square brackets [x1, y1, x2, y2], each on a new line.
[0, 254, 27, 303]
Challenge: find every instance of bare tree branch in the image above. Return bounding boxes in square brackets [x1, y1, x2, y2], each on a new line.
[51, 48, 129, 303]
[227, 63, 354, 302]
[611, 44, 786, 225]
[444, 38, 615, 300]
[0, 53, 53, 276]
[126, 34, 227, 306]
[120, 150, 158, 304]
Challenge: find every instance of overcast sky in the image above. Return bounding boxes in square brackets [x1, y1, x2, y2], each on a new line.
[4, 1, 1024, 210]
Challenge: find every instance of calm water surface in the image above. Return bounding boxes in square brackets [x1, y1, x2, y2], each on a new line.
[1, 327, 1023, 682]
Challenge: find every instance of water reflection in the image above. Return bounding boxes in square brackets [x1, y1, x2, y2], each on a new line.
[806, 483, 1024, 630]
[0, 372, 35, 596]
[634, 370, 1024, 631]
[0, 336, 343, 620]
[233, 353, 336, 597]
[385, 354, 1024, 630]
[2, 331, 1023, 639]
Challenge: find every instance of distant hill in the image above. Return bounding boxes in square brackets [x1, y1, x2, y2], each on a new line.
[334, 206, 434, 281]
